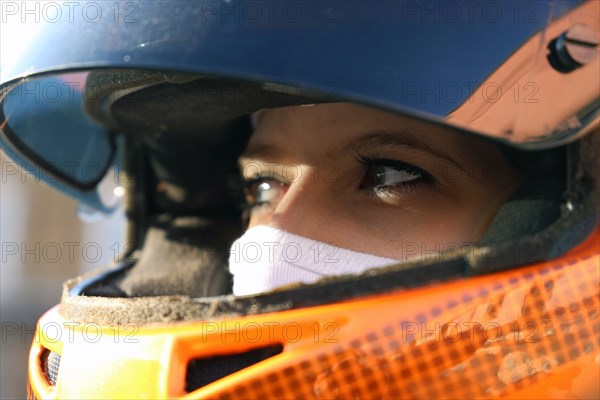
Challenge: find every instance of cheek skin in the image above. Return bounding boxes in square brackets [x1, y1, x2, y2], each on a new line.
[334, 199, 475, 260]
[315, 193, 498, 261]
[247, 210, 271, 228]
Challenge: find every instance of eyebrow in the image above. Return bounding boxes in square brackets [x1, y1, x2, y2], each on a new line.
[331, 129, 466, 172]
[241, 129, 467, 173]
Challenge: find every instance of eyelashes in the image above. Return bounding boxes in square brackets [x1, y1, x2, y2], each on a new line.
[356, 156, 435, 197]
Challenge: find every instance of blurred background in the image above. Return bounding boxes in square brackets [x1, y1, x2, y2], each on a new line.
[0, 150, 125, 399]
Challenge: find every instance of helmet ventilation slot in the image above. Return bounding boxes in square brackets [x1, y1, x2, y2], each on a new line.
[40, 349, 61, 386]
[185, 344, 283, 392]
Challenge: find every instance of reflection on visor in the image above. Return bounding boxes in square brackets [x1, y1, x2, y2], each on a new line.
[1, 73, 113, 187]
[0, 72, 125, 213]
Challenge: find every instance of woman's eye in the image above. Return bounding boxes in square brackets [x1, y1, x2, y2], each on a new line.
[372, 166, 421, 186]
[244, 177, 286, 208]
[360, 158, 432, 194]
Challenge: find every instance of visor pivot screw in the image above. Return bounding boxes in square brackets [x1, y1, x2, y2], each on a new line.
[549, 24, 599, 72]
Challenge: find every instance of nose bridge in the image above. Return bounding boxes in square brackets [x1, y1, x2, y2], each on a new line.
[268, 164, 332, 235]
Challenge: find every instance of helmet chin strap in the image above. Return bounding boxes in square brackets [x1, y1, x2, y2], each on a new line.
[228, 225, 399, 296]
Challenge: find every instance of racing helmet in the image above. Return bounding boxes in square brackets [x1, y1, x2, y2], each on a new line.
[1, 1, 599, 399]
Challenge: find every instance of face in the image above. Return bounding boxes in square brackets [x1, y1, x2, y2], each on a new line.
[238, 103, 522, 261]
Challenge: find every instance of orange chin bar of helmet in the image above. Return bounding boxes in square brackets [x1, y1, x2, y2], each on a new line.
[28, 228, 599, 400]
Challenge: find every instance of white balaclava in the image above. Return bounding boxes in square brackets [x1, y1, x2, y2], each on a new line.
[229, 225, 400, 296]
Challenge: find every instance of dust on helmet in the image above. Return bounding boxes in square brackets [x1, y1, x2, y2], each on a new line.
[1, 1, 599, 399]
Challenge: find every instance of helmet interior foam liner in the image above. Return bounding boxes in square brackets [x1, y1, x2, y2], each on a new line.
[0, 0, 598, 398]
